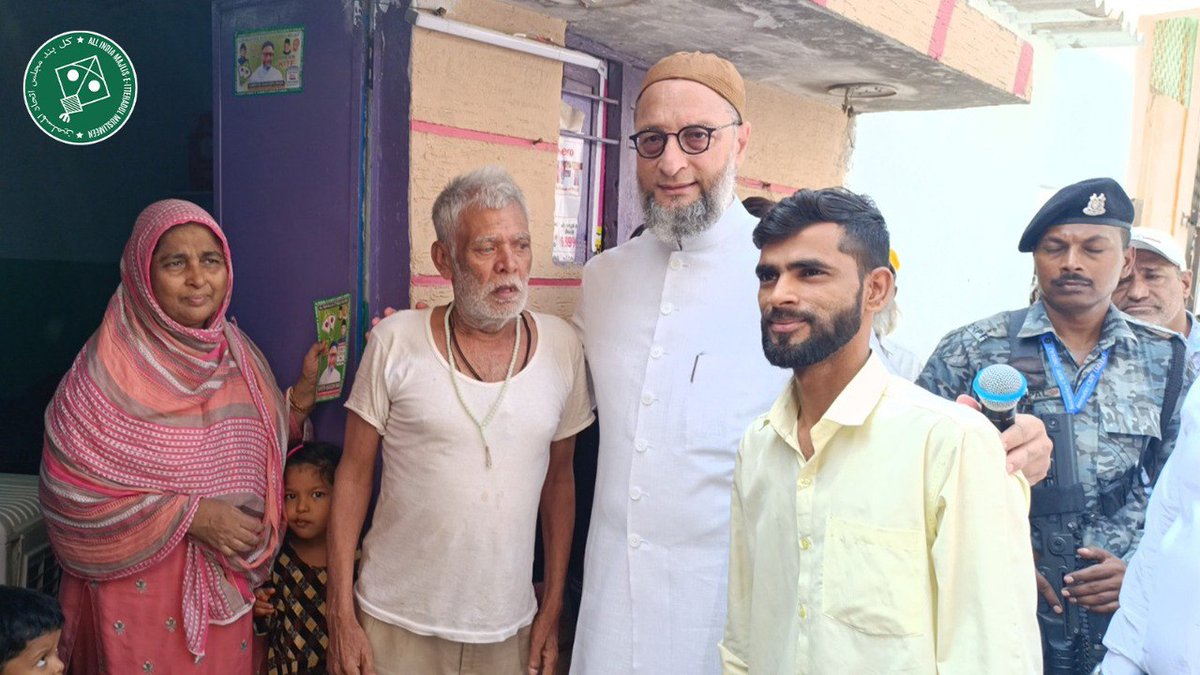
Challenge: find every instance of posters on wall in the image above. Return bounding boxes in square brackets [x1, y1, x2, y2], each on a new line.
[313, 293, 350, 402]
[235, 26, 303, 95]
[554, 101, 586, 265]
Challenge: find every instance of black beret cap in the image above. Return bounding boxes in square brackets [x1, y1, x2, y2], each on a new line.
[1018, 177, 1134, 252]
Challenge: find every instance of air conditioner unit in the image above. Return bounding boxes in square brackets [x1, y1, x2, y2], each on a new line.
[0, 473, 61, 595]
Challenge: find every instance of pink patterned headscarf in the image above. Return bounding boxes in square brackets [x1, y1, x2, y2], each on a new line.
[41, 199, 287, 656]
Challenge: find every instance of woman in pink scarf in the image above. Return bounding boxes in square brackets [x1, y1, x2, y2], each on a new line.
[41, 199, 321, 673]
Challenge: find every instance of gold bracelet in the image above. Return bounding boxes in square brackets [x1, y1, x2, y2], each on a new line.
[288, 388, 314, 416]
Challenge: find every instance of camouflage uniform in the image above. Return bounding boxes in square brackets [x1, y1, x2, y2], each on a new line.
[917, 300, 1192, 561]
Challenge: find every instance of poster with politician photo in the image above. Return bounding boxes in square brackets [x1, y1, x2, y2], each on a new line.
[313, 293, 350, 402]
[235, 26, 303, 95]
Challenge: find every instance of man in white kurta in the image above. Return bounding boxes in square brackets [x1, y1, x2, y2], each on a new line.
[571, 51, 1052, 675]
[570, 52, 788, 675]
[573, 196, 788, 674]
[1101, 379, 1200, 674]
[247, 42, 283, 86]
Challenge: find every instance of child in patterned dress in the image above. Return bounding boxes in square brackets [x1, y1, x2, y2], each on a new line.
[254, 442, 343, 675]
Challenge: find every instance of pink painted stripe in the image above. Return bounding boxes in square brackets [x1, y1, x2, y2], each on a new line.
[737, 176, 799, 196]
[927, 0, 957, 60]
[411, 119, 558, 152]
[1013, 41, 1034, 97]
[810, 0, 828, 6]
[411, 275, 581, 288]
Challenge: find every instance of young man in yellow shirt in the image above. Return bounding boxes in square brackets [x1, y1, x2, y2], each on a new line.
[720, 188, 1040, 674]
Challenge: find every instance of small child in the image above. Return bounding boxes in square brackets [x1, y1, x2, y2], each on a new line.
[0, 586, 65, 675]
[254, 441, 342, 675]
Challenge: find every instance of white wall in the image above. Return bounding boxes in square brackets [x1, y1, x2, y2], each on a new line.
[846, 46, 1136, 364]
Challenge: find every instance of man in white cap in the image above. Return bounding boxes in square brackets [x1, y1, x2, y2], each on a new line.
[1113, 227, 1200, 369]
[570, 50, 785, 675]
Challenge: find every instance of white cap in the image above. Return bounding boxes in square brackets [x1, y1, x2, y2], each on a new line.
[1130, 227, 1187, 270]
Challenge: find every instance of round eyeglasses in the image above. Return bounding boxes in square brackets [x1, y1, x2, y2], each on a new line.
[628, 122, 741, 159]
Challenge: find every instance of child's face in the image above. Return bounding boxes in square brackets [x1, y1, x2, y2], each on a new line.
[2, 629, 64, 675]
[284, 465, 332, 541]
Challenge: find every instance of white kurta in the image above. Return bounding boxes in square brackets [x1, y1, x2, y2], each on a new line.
[868, 331, 923, 382]
[1186, 311, 1200, 373]
[571, 201, 789, 675]
[1101, 377, 1200, 674]
[247, 65, 283, 85]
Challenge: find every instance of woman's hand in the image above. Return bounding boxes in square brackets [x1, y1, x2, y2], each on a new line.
[187, 497, 264, 556]
[291, 342, 326, 415]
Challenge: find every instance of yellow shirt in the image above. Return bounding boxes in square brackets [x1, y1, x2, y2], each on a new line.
[719, 354, 1041, 674]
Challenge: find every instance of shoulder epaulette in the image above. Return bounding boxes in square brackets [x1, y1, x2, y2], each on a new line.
[962, 309, 1013, 343]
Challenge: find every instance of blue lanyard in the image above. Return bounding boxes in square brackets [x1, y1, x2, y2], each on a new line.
[1041, 335, 1109, 414]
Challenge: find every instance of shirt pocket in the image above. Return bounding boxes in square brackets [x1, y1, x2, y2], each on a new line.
[822, 516, 927, 637]
[1097, 401, 1158, 481]
[1098, 399, 1160, 442]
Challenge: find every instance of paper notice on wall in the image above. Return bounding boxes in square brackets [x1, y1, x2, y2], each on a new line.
[555, 102, 586, 265]
[554, 136, 584, 264]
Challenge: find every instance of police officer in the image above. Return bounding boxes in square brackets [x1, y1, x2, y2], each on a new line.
[917, 177, 1193, 671]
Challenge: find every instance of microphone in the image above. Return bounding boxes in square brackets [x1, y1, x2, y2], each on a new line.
[972, 364, 1027, 431]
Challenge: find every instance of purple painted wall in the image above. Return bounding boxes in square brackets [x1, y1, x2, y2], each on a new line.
[367, 4, 413, 313]
[213, 0, 368, 442]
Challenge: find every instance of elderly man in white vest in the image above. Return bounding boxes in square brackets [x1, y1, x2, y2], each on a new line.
[327, 167, 594, 675]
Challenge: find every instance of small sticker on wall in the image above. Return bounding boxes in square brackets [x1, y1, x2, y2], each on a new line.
[554, 102, 586, 265]
[553, 220, 578, 265]
[235, 26, 303, 95]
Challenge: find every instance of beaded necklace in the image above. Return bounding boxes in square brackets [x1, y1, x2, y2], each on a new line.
[443, 303, 521, 468]
[449, 310, 531, 379]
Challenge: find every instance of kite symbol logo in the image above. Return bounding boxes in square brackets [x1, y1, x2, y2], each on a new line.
[23, 31, 137, 145]
[55, 55, 110, 122]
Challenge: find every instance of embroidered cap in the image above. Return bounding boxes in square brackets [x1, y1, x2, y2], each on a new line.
[638, 51, 746, 121]
[1130, 227, 1187, 269]
[1018, 177, 1134, 252]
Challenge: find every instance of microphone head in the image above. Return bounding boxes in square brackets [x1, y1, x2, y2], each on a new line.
[972, 364, 1027, 412]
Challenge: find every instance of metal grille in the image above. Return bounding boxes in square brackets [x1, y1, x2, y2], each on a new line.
[0, 473, 62, 595]
[17, 541, 61, 596]
[1151, 18, 1198, 106]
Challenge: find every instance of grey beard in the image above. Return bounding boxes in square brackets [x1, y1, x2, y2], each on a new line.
[453, 288, 526, 333]
[642, 159, 736, 246]
[450, 258, 528, 332]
